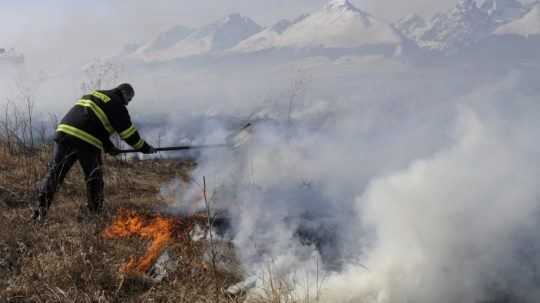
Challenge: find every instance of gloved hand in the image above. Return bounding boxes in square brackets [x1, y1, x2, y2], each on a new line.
[140, 144, 156, 154]
[106, 146, 121, 156]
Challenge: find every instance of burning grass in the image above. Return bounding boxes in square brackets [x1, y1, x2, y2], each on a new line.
[102, 208, 194, 274]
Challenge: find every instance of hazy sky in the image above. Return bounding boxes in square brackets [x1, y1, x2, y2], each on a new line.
[3, 0, 538, 53]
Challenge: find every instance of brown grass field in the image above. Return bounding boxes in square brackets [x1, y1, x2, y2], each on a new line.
[0, 144, 250, 303]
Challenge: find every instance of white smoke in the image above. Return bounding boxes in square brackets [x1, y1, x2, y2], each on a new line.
[324, 106, 540, 302]
[165, 68, 540, 303]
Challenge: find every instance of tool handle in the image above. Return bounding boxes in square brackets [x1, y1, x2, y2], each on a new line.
[118, 144, 228, 154]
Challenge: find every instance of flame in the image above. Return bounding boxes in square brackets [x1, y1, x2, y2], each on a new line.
[102, 209, 174, 274]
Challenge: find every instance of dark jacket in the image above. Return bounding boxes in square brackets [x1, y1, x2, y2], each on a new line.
[56, 88, 149, 152]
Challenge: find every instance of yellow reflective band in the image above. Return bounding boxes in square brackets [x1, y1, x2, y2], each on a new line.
[76, 99, 114, 134]
[119, 125, 137, 139]
[133, 139, 145, 150]
[91, 91, 111, 103]
[57, 124, 103, 150]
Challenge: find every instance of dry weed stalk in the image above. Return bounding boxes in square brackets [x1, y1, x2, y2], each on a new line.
[248, 255, 328, 303]
[0, 87, 52, 203]
[203, 176, 221, 303]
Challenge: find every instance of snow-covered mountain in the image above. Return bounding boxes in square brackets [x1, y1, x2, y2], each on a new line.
[394, 0, 533, 54]
[230, 15, 308, 53]
[495, 2, 540, 36]
[479, 0, 527, 23]
[232, 0, 404, 54]
[130, 14, 262, 62]
[134, 25, 193, 55]
[121, 0, 537, 64]
[423, 1, 540, 65]
[394, 14, 427, 42]
[409, 0, 495, 53]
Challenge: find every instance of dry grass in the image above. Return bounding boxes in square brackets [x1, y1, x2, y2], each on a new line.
[0, 144, 246, 303]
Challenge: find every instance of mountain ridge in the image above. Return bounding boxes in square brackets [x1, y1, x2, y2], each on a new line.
[123, 0, 537, 64]
[231, 0, 404, 55]
[129, 13, 262, 62]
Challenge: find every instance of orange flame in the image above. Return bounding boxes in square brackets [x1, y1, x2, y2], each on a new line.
[102, 209, 174, 274]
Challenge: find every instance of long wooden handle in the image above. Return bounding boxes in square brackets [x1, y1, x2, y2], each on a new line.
[119, 144, 228, 154]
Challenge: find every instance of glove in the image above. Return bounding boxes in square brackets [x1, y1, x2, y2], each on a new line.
[140, 143, 156, 154]
[106, 146, 121, 156]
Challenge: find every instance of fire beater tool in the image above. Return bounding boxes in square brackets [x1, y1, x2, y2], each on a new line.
[118, 123, 253, 154]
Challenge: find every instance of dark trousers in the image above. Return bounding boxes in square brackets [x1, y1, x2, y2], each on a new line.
[38, 135, 104, 214]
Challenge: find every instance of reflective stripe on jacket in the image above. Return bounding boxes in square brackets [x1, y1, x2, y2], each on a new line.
[56, 89, 148, 151]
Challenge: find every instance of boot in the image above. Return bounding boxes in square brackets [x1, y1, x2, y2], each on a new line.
[31, 207, 47, 224]
[77, 205, 103, 223]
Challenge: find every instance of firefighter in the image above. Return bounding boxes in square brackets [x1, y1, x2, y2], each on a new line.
[33, 83, 155, 222]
